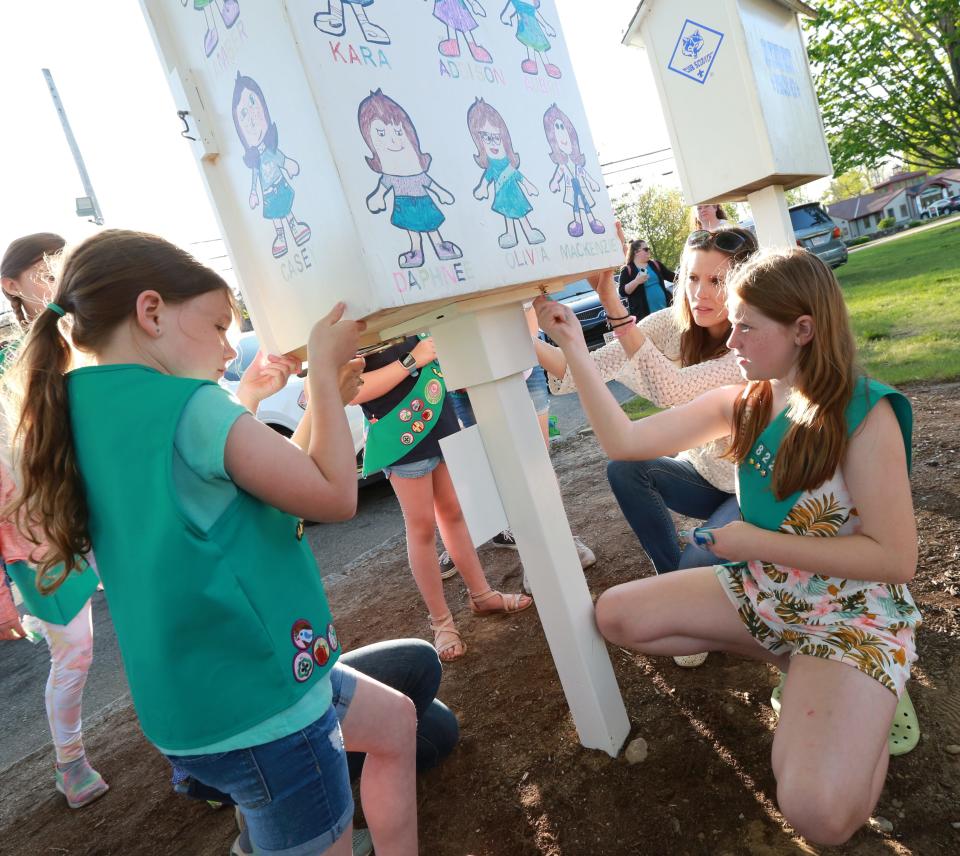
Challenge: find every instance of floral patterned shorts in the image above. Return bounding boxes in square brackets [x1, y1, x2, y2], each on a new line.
[717, 560, 921, 696]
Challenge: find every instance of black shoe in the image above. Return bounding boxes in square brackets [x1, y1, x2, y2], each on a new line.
[491, 529, 518, 549]
[439, 550, 457, 580]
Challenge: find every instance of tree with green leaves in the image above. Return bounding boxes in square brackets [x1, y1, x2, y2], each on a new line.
[614, 184, 689, 270]
[820, 168, 875, 205]
[804, 0, 960, 173]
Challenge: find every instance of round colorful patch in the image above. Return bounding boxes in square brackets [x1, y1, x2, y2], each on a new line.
[399, 408, 413, 422]
[327, 623, 339, 651]
[400, 432, 415, 445]
[421, 408, 434, 422]
[425, 381, 442, 405]
[411, 420, 425, 433]
[291, 619, 313, 650]
[312, 636, 331, 667]
[410, 398, 424, 412]
[293, 651, 314, 682]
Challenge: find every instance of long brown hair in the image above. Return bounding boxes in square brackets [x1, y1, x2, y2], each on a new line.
[1, 233, 66, 327]
[467, 98, 520, 170]
[725, 248, 859, 499]
[689, 204, 729, 230]
[357, 89, 431, 174]
[673, 226, 758, 366]
[543, 104, 585, 168]
[5, 230, 232, 591]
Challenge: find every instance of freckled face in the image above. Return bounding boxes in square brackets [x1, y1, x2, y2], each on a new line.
[684, 248, 730, 329]
[369, 119, 422, 176]
[236, 88, 268, 148]
[725, 295, 800, 381]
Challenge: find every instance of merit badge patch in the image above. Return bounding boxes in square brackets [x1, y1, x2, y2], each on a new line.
[411, 420, 425, 433]
[293, 651, 314, 682]
[291, 619, 314, 650]
[668, 19, 724, 84]
[399, 408, 413, 422]
[425, 380, 442, 405]
[312, 636, 331, 667]
[410, 398, 424, 412]
[421, 408, 434, 422]
[400, 432, 415, 445]
[327, 623, 339, 651]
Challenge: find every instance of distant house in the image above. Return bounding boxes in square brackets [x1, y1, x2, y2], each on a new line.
[827, 169, 960, 238]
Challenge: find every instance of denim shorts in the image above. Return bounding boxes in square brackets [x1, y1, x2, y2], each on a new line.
[525, 365, 550, 415]
[165, 705, 353, 855]
[384, 454, 442, 479]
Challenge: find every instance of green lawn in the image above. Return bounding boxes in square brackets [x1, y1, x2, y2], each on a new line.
[621, 221, 960, 419]
[837, 220, 960, 384]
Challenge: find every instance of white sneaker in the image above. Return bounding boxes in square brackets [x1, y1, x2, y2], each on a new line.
[353, 827, 374, 856]
[573, 535, 596, 569]
[673, 653, 708, 668]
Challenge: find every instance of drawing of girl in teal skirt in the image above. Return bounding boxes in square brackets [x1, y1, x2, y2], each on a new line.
[232, 74, 311, 259]
[499, 0, 561, 78]
[467, 98, 545, 249]
[359, 90, 463, 269]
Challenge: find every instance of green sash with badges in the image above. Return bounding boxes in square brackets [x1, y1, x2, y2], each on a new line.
[362, 363, 446, 476]
[737, 376, 912, 532]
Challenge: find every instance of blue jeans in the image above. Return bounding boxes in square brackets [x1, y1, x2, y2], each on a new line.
[338, 638, 459, 777]
[606, 456, 740, 573]
[450, 366, 550, 428]
[166, 704, 353, 855]
[171, 640, 458, 802]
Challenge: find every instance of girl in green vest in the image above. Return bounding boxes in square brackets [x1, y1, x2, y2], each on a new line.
[535, 247, 920, 847]
[6, 230, 417, 855]
[1, 232, 108, 808]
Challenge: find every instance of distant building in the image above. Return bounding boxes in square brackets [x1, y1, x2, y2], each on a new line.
[827, 169, 960, 238]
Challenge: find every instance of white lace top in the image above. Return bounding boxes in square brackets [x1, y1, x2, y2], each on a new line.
[549, 308, 741, 493]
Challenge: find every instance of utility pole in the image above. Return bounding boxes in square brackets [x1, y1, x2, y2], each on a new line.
[41, 68, 104, 225]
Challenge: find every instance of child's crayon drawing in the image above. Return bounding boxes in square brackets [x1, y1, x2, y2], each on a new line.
[543, 104, 605, 238]
[181, 0, 240, 58]
[232, 74, 312, 259]
[467, 98, 544, 249]
[500, 1, 560, 78]
[431, 1, 493, 63]
[314, 0, 390, 45]
[359, 89, 462, 269]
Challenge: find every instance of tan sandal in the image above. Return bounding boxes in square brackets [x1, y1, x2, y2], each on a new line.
[429, 611, 466, 662]
[469, 588, 533, 616]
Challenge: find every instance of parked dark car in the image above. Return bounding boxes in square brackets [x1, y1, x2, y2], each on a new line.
[741, 202, 848, 268]
[542, 279, 624, 352]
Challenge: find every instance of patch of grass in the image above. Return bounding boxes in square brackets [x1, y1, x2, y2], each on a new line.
[836, 221, 960, 383]
[622, 396, 662, 421]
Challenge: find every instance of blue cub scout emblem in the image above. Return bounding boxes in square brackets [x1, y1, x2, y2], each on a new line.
[668, 19, 724, 85]
[681, 31, 704, 57]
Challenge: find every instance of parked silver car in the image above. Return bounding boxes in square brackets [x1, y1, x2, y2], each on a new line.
[740, 202, 848, 268]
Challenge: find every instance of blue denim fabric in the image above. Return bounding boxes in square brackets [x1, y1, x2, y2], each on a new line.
[383, 455, 442, 479]
[165, 704, 352, 855]
[606, 456, 740, 572]
[337, 639, 459, 777]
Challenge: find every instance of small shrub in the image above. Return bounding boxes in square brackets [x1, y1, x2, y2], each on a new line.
[846, 236, 872, 247]
[908, 220, 923, 228]
[877, 216, 896, 229]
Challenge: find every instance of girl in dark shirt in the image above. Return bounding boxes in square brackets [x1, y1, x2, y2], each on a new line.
[353, 336, 532, 661]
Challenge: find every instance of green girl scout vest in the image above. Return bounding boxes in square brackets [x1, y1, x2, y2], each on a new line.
[361, 361, 446, 476]
[67, 365, 340, 750]
[738, 376, 912, 531]
[5, 559, 99, 626]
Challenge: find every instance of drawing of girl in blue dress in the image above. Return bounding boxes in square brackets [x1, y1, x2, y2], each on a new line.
[433, 0, 493, 63]
[499, 0, 560, 78]
[543, 103, 605, 238]
[231, 74, 312, 259]
[467, 98, 545, 249]
[359, 90, 463, 269]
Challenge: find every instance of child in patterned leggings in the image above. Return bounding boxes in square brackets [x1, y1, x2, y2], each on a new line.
[538, 247, 920, 847]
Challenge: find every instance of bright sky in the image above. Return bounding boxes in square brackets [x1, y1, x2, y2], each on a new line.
[0, 0, 669, 265]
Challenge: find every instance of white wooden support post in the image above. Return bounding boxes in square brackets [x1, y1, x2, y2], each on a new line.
[428, 301, 630, 757]
[747, 184, 797, 248]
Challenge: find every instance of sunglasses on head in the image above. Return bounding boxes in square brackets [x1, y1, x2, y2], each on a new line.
[686, 229, 748, 254]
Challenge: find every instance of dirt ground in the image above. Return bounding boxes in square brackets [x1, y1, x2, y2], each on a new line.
[1, 381, 958, 856]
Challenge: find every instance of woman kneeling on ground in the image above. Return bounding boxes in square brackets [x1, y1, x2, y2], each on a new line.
[535, 247, 920, 846]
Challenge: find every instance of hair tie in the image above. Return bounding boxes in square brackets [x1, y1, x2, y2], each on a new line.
[47, 302, 66, 317]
